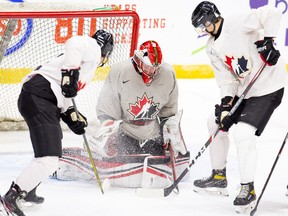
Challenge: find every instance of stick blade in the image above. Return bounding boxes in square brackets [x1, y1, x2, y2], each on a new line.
[250, 207, 257, 216]
[135, 188, 165, 197]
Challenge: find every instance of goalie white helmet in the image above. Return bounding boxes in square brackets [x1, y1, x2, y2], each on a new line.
[133, 40, 163, 85]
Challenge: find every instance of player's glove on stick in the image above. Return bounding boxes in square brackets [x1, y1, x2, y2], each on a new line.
[254, 38, 280, 66]
[61, 106, 87, 135]
[215, 96, 234, 132]
[61, 68, 79, 98]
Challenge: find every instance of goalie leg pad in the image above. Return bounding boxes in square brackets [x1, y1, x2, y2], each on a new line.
[55, 147, 191, 188]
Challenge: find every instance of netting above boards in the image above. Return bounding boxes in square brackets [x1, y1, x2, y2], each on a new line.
[0, 3, 140, 130]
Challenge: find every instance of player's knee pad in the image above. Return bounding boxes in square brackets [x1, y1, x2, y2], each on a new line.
[207, 114, 218, 133]
[233, 122, 257, 147]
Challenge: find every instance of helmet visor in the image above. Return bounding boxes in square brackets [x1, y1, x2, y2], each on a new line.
[98, 51, 112, 67]
[194, 20, 212, 36]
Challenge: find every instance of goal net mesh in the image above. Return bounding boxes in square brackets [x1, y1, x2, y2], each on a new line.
[0, 2, 139, 130]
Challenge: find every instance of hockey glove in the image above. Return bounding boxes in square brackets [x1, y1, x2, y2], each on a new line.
[162, 110, 187, 156]
[60, 106, 87, 135]
[254, 38, 280, 66]
[89, 120, 122, 158]
[215, 96, 234, 132]
[61, 68, 79, 98]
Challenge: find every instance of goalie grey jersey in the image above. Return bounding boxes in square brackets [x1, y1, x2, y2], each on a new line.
[96, 59, 178, 141]
[21, 36, 101, 112]
[206, 6, 288, 99]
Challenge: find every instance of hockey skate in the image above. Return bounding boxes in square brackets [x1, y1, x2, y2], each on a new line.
[234, 182, 256, 213]
[1, 182, 27, 216]
[19, 186, 44, 208]
[0, 195, 9, 216]
[193, 168, 228, 196]
[24, 186, 44, 204]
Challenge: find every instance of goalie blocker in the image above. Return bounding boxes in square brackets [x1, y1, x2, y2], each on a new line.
[53, 147, 190, 188]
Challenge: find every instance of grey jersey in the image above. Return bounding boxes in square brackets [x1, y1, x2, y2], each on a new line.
[96, 59, 178, 140]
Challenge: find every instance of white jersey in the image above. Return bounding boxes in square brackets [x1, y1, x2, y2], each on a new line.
[22, 36, 101, 112]
[206, 6, 288, 99]
[96, 59, 178, 140]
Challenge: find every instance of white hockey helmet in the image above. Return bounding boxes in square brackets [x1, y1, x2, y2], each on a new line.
[133, 40, 163, 85]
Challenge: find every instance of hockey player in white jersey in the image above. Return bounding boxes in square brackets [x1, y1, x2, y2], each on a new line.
[0, 30, 113, 216]
[191, 1, 287, 213]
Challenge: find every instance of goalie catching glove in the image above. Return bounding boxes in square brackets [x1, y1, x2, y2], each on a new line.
[60, 106, 87, 135]
[89, 120, 122, 158]
[215, 96, 234, 131]
[162, 110, 187, 157]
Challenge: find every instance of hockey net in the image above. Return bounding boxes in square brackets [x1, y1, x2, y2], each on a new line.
[0, 2, 139, 131]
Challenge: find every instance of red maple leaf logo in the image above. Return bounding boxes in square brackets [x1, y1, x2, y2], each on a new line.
[224, 56, 234, 72]
[128, 93, 159, 120]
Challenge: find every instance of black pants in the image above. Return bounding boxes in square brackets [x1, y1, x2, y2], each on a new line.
[231, 88, 284, 136]
[18, 74, 63, 157]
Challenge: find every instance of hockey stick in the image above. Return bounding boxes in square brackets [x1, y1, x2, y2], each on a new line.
[135, 63, 267, 197]
[0, 19, 18, 64]
[169, 144, 179, 194]
[250, 132, 288, 216]
[71, 98, 104, 194]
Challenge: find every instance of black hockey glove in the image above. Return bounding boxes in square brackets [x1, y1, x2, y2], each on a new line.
[254, 38, 280, 66]
[60, 107, 87, 135]
[61, 68, 79, 98]
[215, 96, 234, 132]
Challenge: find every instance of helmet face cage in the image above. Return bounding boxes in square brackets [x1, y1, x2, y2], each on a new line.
[191, 1, 220, 35]
[133, 40, 163, 85]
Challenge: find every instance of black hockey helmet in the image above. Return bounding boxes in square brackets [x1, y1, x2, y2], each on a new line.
[191, 1, 220, 34]
[92, 30, 114, 66]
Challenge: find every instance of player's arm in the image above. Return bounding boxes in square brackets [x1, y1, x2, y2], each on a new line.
[206, 43, 238, 98]
[96, 64, 122, 120]
[160, 110, 188, 156]
[60, 37, 85, 98]
[247, 6, 282, 65]
[91, 65, 123, 157]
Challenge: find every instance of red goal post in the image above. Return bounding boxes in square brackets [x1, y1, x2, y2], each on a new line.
[0, 3, 140, 130]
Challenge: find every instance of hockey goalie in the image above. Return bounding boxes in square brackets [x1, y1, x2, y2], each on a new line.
[54, 40, 190, 189]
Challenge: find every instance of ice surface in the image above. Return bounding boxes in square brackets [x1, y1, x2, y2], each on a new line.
[1, 79, 288, 216]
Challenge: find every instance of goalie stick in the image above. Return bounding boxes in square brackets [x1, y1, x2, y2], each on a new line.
[135, 63, 267, 197]
[169, 144, 179, 194]
[250, 132, 288, 216]
[72, 98, 104, 194]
